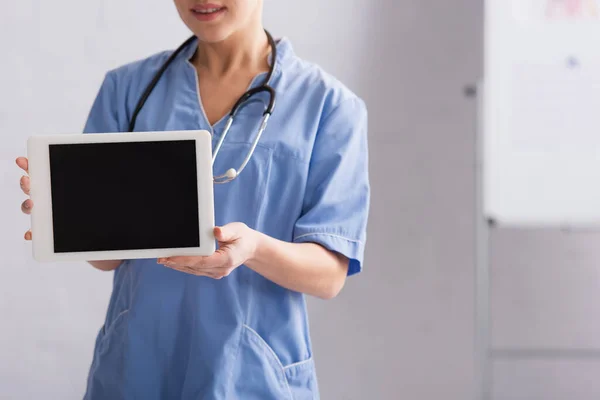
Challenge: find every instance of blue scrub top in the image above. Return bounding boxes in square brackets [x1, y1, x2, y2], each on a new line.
[82, 37, 369, 400]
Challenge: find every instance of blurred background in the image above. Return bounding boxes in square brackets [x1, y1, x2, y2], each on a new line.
[2, 1, 600, 399]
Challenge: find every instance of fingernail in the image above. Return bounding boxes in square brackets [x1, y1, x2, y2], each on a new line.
[23, 202, 29, 209]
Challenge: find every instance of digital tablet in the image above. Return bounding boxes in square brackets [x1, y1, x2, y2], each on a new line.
[27, 130, 215, 263]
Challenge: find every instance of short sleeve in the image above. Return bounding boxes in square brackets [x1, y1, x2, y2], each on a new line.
[293, 97, 370, 276]
[83, 71, 125, 134]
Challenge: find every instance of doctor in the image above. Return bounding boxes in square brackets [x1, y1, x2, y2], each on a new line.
[16, 0, 369, 398]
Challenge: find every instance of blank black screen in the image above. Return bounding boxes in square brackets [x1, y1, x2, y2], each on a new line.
[48, 140, 200, 253]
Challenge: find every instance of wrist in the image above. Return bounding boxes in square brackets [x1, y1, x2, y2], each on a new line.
[245, 227, 266, 268]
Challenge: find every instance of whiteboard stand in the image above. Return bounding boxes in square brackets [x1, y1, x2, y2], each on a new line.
[472, 80, 493, 400]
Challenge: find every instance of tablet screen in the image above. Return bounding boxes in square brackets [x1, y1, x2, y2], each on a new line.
[48, 140, 200, 253]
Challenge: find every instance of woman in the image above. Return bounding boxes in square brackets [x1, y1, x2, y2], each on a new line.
[16, 0, 369, 398]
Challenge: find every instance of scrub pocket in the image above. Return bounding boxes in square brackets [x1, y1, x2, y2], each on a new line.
[98, 309, 129, 353]
[231, 325, 319, 400]
[86, 308, 130, 395]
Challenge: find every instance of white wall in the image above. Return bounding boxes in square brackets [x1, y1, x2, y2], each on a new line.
[1, 2, 189, 399]
[7, 1, 598, 400]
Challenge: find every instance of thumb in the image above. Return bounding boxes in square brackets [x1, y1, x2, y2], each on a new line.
[214, 225, 239, 242]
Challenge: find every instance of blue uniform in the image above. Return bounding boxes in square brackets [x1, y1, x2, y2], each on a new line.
[82, 37, 370, 400]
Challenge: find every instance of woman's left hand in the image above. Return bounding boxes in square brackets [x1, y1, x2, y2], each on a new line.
[157, 222, 258, 279]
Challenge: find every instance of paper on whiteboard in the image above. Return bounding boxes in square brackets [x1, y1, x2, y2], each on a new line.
[510, 63, 600, 151]
[513, 0, 600, 22]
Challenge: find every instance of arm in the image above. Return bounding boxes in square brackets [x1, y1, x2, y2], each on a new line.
[159, 223, 348, 300]
[246, 230, 349, 300]
[161, 96, 370, 297]
[88, 260, 122, 271]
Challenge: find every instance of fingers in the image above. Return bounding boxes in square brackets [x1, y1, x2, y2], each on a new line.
[158, 256, 199, 267]
[165, 264, 233, 279]
[158, 254, 234, 279]
[158, 248, 236, 279]
[16, 157, 29, 174]
[213, 226, 229, 242]
[17, 158, 33, 242]
[159, 252, 229, 270]
[213, 223, 245, 242]
[20, 175, 30, 195]
[21, 199, 33, 215]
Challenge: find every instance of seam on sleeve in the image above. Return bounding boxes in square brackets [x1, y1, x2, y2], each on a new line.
[316, 96, 361, 134]
[293, 232, 364, 245]
[104, 70, 123, 131]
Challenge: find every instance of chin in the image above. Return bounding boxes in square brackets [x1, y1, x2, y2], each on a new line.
[186, 23, 234, 43]
[197, 30, 233, 43]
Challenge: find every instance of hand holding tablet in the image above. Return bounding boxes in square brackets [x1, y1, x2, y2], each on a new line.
[20, 130, 216, 263]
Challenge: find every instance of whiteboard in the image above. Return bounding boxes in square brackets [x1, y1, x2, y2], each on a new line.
[484, 0, 600, 226]
[0, 2, 188, 399]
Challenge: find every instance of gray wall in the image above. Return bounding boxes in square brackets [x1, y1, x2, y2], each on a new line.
[270, 1, 600, 400]
[265, 1, 482, 399]
[491, 229, 600, 400]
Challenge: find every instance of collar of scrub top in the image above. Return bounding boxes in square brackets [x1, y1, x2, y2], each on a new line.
[182, 34, 294, 183]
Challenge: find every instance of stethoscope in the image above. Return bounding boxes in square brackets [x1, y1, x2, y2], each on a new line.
[127, 30, 277, 184]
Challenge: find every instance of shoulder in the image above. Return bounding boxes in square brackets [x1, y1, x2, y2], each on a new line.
[84, 50, 177, 133]
[103, 49, 175, 92]
[278, 41, 367, 129]
[95, 47, 189, 122]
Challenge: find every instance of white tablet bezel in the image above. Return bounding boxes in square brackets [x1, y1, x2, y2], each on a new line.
[27, 130, 216, 263]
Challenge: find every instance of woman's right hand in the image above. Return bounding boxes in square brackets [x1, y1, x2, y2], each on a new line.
[16, 157, 33, 240]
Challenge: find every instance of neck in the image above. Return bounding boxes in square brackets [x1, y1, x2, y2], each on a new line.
[192, 23, 271, 78]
